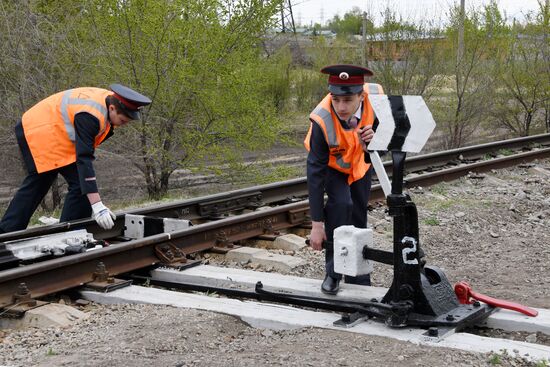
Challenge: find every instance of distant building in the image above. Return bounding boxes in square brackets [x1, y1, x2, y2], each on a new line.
[353, 31, 446, 61]
[302, 29, 336, 38]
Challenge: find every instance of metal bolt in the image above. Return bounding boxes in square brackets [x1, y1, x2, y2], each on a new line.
[473, 301, 481, 307]
[428, 327, 439, 337]
[16, 283, 30, 297]
[446, 314, 455, 321]
[13, 282, 36, 306]
[93, 262, 109, 282]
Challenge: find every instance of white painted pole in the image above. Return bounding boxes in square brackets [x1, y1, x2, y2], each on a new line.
[369, 151, 392, 197]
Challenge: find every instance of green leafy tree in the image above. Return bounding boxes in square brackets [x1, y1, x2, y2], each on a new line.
[327, 7, 373, 36]
[81, 0, 285, 199]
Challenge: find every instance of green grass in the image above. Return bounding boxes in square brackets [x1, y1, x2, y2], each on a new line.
[430, 183, 448, 195]
[46, 347, 57, 356]
[423, 217, 440, 226]
[497, 148, 514, 156]
[488, 353, 502, 365]
[252, 165, 302, 185]
[417, 197, 453, 211]
[419, 196, 493, 212]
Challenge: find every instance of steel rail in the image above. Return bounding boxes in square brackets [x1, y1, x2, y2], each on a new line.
[0, 178, 309, 242]
[1, 134, 548, 243]
[0, 201, 310, 309]
[369, 147, 550, 201]
[400, 132, 550, 173]
[2, 147, 550, 306]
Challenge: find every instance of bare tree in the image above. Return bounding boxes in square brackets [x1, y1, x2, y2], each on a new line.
[438, 3, 498, 148]
[487, 1, 549, 136]
[367, 7, 448, 100]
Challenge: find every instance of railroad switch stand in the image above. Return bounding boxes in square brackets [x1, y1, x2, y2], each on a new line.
[337, 151, 495, 330]
[330, 151, 537, 330]
[253, 95, 538, 334]
[254, 151, 496, 332]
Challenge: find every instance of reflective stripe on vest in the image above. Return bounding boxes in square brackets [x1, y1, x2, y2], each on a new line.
[61, 89, 109, 141]
[21, 88, 112, 173]
[311, 102, 351, 169]
[311, 104, 338, 148]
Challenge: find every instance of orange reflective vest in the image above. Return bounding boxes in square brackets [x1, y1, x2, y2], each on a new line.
[21, 87, 112, 173]
[304, 83, 384, 185]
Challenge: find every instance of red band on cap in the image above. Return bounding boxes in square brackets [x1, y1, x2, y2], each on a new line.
[112, 93, 139, 110]
[328, 75, 364, 86]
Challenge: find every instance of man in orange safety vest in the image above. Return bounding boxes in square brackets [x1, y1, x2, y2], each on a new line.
[0, 84, 151, 233]
[304, 64, 382, 295]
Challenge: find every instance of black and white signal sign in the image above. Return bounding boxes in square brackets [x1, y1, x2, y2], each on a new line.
[367, 95, 436, 153]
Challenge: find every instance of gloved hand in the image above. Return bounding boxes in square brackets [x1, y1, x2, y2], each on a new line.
[91, 201, 116, 230]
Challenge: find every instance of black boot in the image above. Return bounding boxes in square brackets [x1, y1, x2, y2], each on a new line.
[321, 275, 340, 295]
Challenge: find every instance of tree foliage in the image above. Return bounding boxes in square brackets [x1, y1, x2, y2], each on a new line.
[327, 7, 373, 36]
[78, 0, 285, 199]
[491, 19, 549, 136]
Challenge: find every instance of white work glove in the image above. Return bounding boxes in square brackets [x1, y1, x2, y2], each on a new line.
[91, 201, 116, 230]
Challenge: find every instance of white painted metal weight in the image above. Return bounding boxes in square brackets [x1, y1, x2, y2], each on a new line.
[333, 225, 374, 277]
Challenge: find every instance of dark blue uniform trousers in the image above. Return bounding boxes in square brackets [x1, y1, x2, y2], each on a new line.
[0, 163, 91, 233]
[324, 167, 373, 285]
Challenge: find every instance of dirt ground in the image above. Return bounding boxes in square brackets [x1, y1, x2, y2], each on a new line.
[0, 159, 549, 366]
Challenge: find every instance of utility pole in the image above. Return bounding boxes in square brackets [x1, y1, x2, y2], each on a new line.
[362, 12, 368, 66]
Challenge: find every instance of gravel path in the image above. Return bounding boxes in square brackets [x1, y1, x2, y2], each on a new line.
[1, 159, 549, 367]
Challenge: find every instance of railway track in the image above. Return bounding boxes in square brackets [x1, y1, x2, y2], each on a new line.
[0, 135, 550, 360]
[2, 133, 549, 244]
[0, 136, 550, 356]
[0, 133, 549, 319]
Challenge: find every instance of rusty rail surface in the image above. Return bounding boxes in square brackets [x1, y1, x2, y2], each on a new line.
[0, 135, 549, 311]
[0, 201, 310, 309]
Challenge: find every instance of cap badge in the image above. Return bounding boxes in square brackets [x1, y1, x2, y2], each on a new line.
[339, 72, 350, 80]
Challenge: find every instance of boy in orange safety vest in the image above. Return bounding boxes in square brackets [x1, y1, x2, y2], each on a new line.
[304, 65, 381, 295]
[0, 84, 151, 233]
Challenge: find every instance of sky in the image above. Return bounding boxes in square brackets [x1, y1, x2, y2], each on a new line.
[291, 0, 545, 26]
